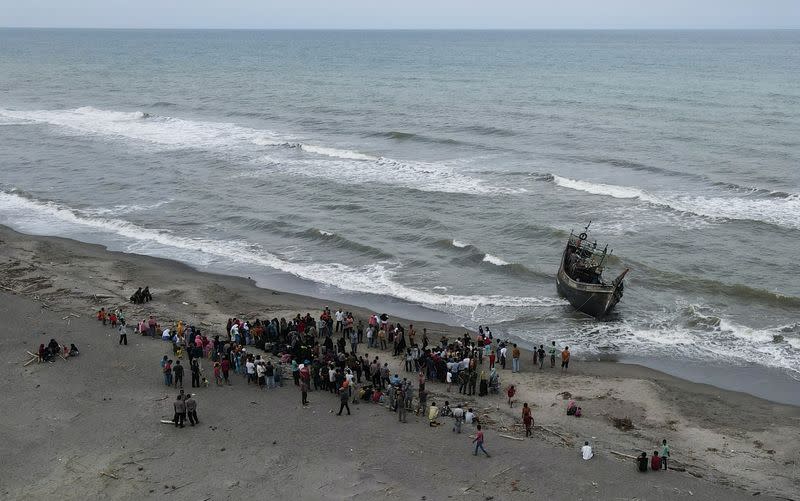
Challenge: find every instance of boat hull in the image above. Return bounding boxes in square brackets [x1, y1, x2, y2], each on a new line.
[556, 251, 623, 318]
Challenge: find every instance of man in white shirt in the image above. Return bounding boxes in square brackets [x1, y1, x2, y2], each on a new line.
[452, 404, 465, 433]
[335, 309, 344, 333]
[245, 360, 256, 384]
[581, 441, 594, 460]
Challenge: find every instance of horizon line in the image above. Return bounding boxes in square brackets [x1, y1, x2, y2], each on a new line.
[1, 26, 798, 31]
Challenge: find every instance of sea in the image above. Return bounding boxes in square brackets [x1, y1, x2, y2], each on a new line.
[1, 29, 798, 402]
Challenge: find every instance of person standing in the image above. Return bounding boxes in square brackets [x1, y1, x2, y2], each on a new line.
[522, 402, 533, 437]
[537, 345, 546, 370]
[397, 386, 407, 423]
[507, 384, 516, 408]
[511, 344, 520, 373]
[185, 394, 198, 426]
[452, 403, 464, 434]
[173, 360, 184, 388]
[300, 378, 309, 406]
[561, 346, 571, 374]
[148, 315, 157, 338]
[661, 439, 670, 470]
[164, 359, 173, 386]
[173, 395, 186, 428]
[337, 386, 351, 415]
[472, 424, 490, 457]
[549, 341, 557, 368]
[190, 359, 200, 388]
[118, 323, 128, 345]
[220, 357, 231, 385]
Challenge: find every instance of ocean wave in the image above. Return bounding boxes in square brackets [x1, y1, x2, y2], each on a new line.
[451, 239, 469, 248]
[300, 228, 394, 259]
[550, 175, 800, 230]
[513, 302, 800, 375]
[0, 189, 557, 309]
[370, 130, 464, 146]
[81, 200, 173, 216]
[0, 106, 519, 196]
[482, 254, 509, 266]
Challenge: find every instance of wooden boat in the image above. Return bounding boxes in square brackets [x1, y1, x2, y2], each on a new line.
[556, 224, 629, 318]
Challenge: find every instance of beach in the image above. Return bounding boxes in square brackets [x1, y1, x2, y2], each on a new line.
[1, 224, 798, 500]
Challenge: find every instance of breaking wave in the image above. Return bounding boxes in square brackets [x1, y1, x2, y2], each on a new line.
[0, 189, 557, 310]
[550, 175, 800, 230]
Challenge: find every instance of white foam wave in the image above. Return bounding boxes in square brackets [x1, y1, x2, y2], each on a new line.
[300, 144, 377, 161]
[0, 106, 519, 196]
[551, 175, 800, 230]
[317, 229, 335, 236]
[0, 190, 556, 309]
[451, 240, 469, 248]
[534, 303, 800, 375]
[82, 200, 172, 216]
[482, 254, 509, 266]
[247, 155, 521, 195]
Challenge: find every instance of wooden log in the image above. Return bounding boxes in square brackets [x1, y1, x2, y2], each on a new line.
[100, 471, 118, 479]
[498, 434, 525, 441]
[534, 425, 570, 442]
[610, 450, 638, 460]
[23, 357, 38, 367]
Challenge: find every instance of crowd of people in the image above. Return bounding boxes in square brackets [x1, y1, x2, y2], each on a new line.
[96, 300, 671, 464]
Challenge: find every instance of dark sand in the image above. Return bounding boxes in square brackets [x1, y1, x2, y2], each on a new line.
[0, 225, 798, 500]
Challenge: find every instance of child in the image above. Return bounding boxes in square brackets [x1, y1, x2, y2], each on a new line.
[213, 362, 222, 386]
[507, 384, 516, 408]
[97, 308, 107, 325]
[472, 424, 490, 457]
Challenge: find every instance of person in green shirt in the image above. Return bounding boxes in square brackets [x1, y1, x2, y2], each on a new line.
[661, 439, 670, 470]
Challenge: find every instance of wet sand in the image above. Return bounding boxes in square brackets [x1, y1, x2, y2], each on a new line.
[0, 224, 798, 500]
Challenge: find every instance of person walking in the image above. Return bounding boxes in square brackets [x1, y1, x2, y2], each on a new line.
[173, 360, 184, 388]
[337, 386, 351, 415]
[185, 394, 198, 426]
[522, 402, 533, 437]
[472, 424, 490, 457]
[173, 395, 186, 428]
[507, 384, 516, 408]
[118, 323, 128, 345]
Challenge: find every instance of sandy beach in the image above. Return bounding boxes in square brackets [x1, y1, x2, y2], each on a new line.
[1, 224, 798, 500]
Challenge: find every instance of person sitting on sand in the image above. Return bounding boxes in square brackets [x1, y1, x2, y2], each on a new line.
[650, 451, 662, 471]
[69, 343, 79, 357]
[582, 441, 593, 460]
[567, 400, 577, 416]
[130, 287, 142, 304]
[637, 452, 648, 472]
[142, 286, 152, 302]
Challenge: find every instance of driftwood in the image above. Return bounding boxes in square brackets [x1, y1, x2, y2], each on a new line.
[23, 357, 38, 367]
[610, 450, 638, 460]
[160, 419, 175, 425]
[534, 425, 570, 443]
[498, 434, 524, 441]
[100, 471, 118, 479]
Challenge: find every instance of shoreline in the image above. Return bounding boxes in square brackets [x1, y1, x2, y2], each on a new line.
[1, 223, 799, 499]
[1, 223, 797, 406]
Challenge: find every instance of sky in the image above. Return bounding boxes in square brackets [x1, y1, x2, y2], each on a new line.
[0, 0, 798, 29]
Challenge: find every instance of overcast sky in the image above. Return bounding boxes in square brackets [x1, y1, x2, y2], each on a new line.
[1, 0, 798, 29]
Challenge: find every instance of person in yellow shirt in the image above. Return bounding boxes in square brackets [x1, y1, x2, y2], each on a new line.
[428, 401, 441, 427]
